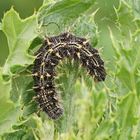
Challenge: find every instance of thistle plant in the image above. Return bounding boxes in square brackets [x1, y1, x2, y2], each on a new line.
[0, 0, 140, 140]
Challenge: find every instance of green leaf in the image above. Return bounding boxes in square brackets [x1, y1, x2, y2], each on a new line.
[0, 68, 13, 122]
[115, 93, 139, 140]
[93, 120, 114, 140]
[0, 69, 21, 135]
[73, 11, 98, 46]
[114, 0, 136, 36]
[123, 0, 140, 20]
[43, 0, 56, 4]
[1, 8, 38, 76]
[39, 0, 96, 33]
[10, 72, 37, 117]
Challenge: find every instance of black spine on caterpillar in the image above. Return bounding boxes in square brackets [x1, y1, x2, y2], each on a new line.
[32, 32, 106, 119]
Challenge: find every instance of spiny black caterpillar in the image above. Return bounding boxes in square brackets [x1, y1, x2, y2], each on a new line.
[32, 32, 106, 119]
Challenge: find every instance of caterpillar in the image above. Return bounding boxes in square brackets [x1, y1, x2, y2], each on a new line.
[32, 32, 106, 119]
